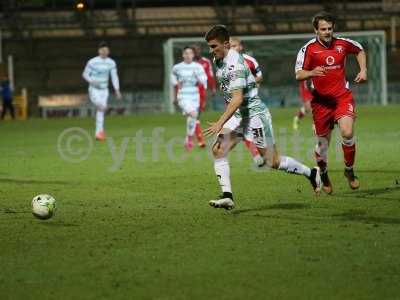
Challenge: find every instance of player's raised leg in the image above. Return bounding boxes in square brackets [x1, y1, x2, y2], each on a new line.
[185, 110, 198, 151]
[260, 145, 321, 194]
[338, 116, 359, 189]
[243, 139, 264, 167]
[252, 112, 321, 194]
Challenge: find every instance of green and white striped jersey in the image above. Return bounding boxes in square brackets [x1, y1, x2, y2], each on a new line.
[215, 49, 266, 118]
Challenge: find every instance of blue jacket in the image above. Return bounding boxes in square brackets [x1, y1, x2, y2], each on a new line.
[1, 81, 12, 101]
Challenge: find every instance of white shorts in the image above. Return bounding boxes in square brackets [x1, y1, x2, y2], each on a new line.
[89, 87, 109, 109]
[223, 109, 275, 148]
[178, 100, 199, 115]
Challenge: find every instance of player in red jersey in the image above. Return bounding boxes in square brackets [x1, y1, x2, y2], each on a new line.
[295, 11, 367, 193]
[293, 80, 313, 131]
[192, 44, 217, 148]
[230, 36, 265, 167]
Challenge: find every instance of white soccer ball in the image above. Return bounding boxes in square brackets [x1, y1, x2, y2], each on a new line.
[32, 194, 56, 220]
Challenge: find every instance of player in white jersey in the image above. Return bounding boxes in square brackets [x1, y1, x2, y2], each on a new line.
[204, 25, 321, 210]
[230, 36, 265, 167]
[171, 46, 207, 151]
[82, 41, 121, 141]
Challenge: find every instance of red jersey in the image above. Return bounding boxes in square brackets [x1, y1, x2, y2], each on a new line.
[295, 37, 363, 99]
[243, 53, 262, 78]
[197, 57, 216, 91]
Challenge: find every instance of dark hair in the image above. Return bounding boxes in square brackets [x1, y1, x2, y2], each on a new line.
[183, 46, 194, 52]
[205, 25, 230, 43]
[98, 41, 109, 49]
[191, 43, 201, 51]
[312, 11, 335, 30]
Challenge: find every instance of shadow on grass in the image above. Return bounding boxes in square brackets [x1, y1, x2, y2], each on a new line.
[232, 202, 311, 215]
[335, 185, 400, 200]
[38, 221, 79, 227]
[328, 169, 400, 174]
[1, 208, 31, 214]
[332, 209, 400, 225]
[0, 178, 69, 185]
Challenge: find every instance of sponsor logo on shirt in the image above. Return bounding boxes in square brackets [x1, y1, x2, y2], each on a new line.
[326, 56, 335, 66]
[336, 45, 344, 53]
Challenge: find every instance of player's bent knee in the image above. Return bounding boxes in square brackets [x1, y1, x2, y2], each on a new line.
[212, 134, 230, 158]
[341, 130, 353, 140]
[97, 105, 107, 112]
[212, 144, 225, 158]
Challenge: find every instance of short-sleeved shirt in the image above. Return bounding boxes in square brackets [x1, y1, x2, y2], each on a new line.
[295, 37, 363, 99]
[83, 56, 119, 90]
[215, 49, 266, 118]
[171, 61, 207, 102]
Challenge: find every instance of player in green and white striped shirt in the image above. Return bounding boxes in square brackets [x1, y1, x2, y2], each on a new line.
[204, 25, 322, 210]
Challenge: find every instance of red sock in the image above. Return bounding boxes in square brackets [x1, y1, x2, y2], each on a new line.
[195, 121, 205, 145]
[244, 139, 259, 157]
[342, 143, 356, 167]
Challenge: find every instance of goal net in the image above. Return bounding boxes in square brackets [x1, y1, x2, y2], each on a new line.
[163, 31, 387, 113]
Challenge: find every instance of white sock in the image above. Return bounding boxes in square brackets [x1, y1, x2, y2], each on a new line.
[96, 111, 104, 135]
[342, 137, 355, 146]
[278, 155, 311, 177]
[187, 116, 196, 136]
[214, 157, 232, 194]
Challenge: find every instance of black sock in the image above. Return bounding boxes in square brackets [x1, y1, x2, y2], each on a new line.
[223, 192, 233, 200]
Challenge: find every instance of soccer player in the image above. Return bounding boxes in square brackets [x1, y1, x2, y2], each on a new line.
[204, 25, 321, 210]
[293, 80, 313, 131]
[0, 77, 15, 120]
[229, 37, 263, 85]
[230, 36, 264, 167]
[191, 44, 216, 147]
[295, 11, 367, 193]
[82, 41, 121, 141]
[171, 46, 208, 151]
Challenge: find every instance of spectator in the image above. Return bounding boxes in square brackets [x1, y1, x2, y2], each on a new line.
[1, 77, 15, 120]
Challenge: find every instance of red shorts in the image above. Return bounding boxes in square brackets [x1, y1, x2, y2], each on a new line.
[198, 85, 206, 112]
[311, 91, 356, 137]
[302, 95, 313, 103]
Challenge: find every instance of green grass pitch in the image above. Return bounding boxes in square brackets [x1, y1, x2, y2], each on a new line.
[1, 105, 400, 299]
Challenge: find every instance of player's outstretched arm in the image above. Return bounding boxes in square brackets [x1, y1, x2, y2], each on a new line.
[296, 67, 326, 81]
[204, 89, 243, 136]
[354, 50, 367, 83]
[82, 63, 92, 84]
[110, 65, 122, 99]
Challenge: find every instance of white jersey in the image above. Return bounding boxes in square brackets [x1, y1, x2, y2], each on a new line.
[82, 56, 120, 90]
[215, 49, 266, 118]
[171, 61, 207, 102]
